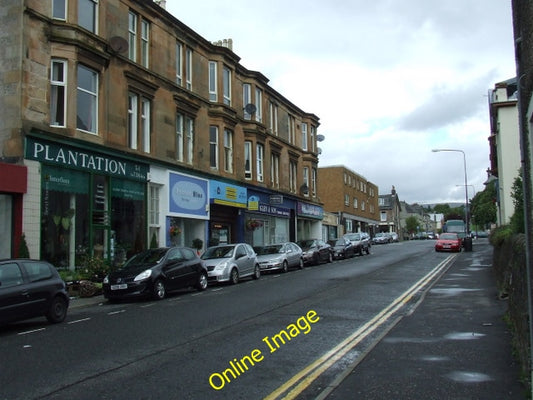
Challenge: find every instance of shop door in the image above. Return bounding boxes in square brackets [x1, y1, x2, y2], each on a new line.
[210, 223, 230, 246]
[92, 175, 111, 260]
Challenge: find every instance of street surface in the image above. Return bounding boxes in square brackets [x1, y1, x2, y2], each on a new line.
[1, 240, 468, 399]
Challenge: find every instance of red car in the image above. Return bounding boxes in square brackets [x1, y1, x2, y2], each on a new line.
[435, 233, 462, 252]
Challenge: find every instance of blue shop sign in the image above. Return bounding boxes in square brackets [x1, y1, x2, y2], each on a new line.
[210, 180, 247, 208]
[297, 201, 323, 219]
[169, 172, 209, 218]
[258, 203, 290, 218]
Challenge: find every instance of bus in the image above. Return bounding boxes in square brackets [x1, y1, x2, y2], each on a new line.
[443, 219, 466, 239]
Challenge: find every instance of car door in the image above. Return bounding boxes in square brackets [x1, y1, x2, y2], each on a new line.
[0, 262, 31, 324]
[163, 248, 188, 290]
[317, 240, 328, 261]
[234, 244, 252, 276]
[21, 261, 56, 315]
[286, 243, 298, 267]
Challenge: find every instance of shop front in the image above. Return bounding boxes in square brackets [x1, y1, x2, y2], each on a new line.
[208, 180, 247, 246]
[25, 134, 148, 269]
[244, 193, 294, 246]
[0, 162, 27, 258]
[297, 201, 324, 240]
[164, 170, 209, 252]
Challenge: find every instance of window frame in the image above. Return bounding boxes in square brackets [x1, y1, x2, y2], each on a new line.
[256, 143, 264, 182]
[301, 122, 308, 151]
[50, 59, 67, 127]
[176, 42, 183, 86]
[76, 64, 98, 134]
[186, 117, 194, 164]
[176, 113, 184, 162]
[224, 129, 233, 173]
[52, 0, 67, 20]
[244, 141, 252, 180]
[243, 83, 252, 120]
[223, 66, 231, 106]
[78, 0, 98, 34]
[128, 11, 137, 62]
[140, 19, 150, 68]
[255, 87, 263, 123]
[209, 125, 219, 169]
[185, 49, 192, 90]
[208, 61, 217, 102]
[271, 153, 280, 188]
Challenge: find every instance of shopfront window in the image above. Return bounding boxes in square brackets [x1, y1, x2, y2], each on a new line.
[41, 166, 90, 268]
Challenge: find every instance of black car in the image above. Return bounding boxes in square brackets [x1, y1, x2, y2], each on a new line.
[327, 238, 356, 259]
[103, 247, 208, 301]
[297, 239, 333, 265]
[0, 259, 70, 325]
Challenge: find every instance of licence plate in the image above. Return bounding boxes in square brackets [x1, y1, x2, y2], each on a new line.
[111, 284, 128, 290]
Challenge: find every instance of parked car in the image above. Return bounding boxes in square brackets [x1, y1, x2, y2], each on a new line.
[372, 232, 391, 244]
[0, 259, 69, 325]
[201, 243, 260, 284]
[254, 242, 304, 273]
[103, 247, 208, 301]
[297, 239, 333, 265]
[435, 233, 462, 252]
[344, 232, 371, 255]
[327, 238, 356, 259]
[389, 232, 399, 242]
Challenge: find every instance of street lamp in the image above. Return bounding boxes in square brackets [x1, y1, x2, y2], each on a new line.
[432, 149, 470, 246]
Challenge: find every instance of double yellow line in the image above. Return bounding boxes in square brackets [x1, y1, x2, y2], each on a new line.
[264, 255, 457, 400]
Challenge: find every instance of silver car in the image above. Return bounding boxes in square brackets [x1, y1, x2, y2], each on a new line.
[254, 242, 304, 273]
[201, 243, 260, 284]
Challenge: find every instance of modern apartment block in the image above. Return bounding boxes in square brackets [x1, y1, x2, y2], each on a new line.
[317, 166, 379, 237]
[0, 0, 323, 266]
[487, 77, 520, 225]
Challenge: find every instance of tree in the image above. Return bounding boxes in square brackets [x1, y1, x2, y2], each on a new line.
[510, 171, 524, 234]
[405, 216, 419, 235]
[470, 181, 497, 230]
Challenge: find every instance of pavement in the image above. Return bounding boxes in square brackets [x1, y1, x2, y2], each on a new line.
[323, 239, 529, 400]
[69, 240, 529, 399]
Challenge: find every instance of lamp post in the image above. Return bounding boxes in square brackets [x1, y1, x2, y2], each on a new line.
[432, 149, 471, 250]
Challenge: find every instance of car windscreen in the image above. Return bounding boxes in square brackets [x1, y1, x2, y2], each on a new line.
[254, 245, 282, 255]
[123, 249, 167, 268]
[297, 240, 315, 248]
[440, 233, 458, 240]
[201, 246, 235, 259]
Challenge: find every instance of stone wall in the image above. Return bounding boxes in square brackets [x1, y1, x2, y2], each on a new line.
[492, 233, 530, 389]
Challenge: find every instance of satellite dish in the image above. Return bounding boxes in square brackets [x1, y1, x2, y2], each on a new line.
[317, 147, 322, 155]
[109, 36, 129, 54]
[317, 134, 325, 142]
[244, 103, 257, 115]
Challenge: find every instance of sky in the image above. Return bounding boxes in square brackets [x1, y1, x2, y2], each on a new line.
[165, 0, 516, 205]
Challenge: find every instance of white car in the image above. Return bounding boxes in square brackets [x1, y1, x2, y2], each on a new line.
[201, 243, 260, 284]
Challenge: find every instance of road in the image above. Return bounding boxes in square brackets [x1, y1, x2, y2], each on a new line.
[0, 239, 456, 400]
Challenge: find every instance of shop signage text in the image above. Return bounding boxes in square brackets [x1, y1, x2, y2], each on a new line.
[25, 137, 148, 181]
[258, 203, 290, 218]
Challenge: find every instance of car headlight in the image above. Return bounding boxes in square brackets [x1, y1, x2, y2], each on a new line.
[214, 261, 229, 271]
[134, 269, 152, 281]
[103, 276, 109, 284]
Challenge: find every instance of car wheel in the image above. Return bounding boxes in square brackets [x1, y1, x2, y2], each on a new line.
[46, 296, 68, 323]
[365, 246, 370, 255]
[153, 279, 166, 300]
[230, 268, 239, 284]
[298, 258, 304, 269]
[359, 246, 364, 256]
[327, 252, 333, 263]
[253, 264, 261, 279]
[282, 261, 289, 273]
[197, 272, 208, 291]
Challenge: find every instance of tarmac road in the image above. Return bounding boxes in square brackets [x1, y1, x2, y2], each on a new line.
[322, 238, 527, 400]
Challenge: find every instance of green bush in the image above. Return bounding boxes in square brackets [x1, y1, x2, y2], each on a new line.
[489, 225, 513, 246]
[18, 233, 30, 258]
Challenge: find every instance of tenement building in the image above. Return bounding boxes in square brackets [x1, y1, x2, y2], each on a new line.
[317, 166, 379, 238]
[0, 0, 323, 267]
